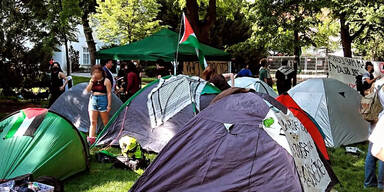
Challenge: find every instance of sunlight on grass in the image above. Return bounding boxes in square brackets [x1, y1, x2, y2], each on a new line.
[73, 76, 91, 86]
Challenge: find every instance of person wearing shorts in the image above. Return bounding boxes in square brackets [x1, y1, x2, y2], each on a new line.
[85, 65, 112, 145]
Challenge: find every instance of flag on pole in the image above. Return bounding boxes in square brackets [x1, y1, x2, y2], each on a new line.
[179, 13, 208, 69]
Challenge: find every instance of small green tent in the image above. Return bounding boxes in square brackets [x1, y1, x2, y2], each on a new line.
[96, 29, 230, 62]
[0, 108, 88, 181]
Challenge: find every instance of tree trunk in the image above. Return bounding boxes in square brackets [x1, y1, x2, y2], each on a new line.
[185, 0, 216, 44]
[64, 37, 71, 76]
[293, 29, 300, 86]
[339, 13, 352, 58]
[82, 13, 96, 66]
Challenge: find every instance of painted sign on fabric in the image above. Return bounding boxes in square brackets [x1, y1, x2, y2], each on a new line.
[276, 111, 332, 192]
[328, 55, 384, 89]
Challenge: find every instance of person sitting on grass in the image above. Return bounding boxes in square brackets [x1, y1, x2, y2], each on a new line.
[119, 135, 149, 171]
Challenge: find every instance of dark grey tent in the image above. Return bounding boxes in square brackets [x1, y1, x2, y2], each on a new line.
[130, 91, 338, 192]
[95, 75, 221, 153]
[50, 83, 123, 133]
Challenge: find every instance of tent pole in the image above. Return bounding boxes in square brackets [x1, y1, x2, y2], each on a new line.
[175, 13, 184, 75]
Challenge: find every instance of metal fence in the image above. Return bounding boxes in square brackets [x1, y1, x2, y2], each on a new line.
[267, 56, 329, 81]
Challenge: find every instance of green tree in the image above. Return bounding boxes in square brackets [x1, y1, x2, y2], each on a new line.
[79, 0, 97, 65]
[309, 8, 340, 55]
[329, 0, 384, 57]
[254, 0, 325, 84]
[0, 0, 80, 93]
[91, 0, 162, 45]
[176, 0, 242, 44]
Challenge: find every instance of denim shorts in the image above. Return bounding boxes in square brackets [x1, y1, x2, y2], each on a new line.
[89, 95, 108, 112]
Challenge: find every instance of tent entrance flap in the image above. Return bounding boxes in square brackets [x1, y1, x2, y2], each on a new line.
[147, 75, 206, 128]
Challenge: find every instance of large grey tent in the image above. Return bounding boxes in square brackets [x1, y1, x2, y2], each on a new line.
[288, 78, 369, 147]
[50, 83, 123, 133]
[95, 75, 221, 153]
[130, 91, 338, 192]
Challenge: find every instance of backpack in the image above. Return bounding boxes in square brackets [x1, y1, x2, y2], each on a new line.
[360, 85, 383, 122]
[356, 75, 364, 96]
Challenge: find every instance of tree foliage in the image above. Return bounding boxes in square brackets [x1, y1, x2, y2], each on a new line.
[328, 0, 384, 57]
[0, 0, 80, 91]
[91, 0, 162, 45]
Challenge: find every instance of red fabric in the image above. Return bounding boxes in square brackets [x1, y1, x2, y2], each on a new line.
[276, 94, 330, 160]
[126, 72, 140, 95]
[179, 14, 195, 43]
[23, 108, 48, 119]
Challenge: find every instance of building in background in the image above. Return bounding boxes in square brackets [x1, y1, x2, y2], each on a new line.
[52, 25, 105, 73]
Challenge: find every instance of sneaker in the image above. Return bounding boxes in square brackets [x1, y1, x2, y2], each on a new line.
[87, 137, 96, 145]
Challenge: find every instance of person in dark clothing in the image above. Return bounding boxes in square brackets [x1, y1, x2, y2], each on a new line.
[202, 66, 231, 91]
[156, 60, 171, 78]
[103, 60, 115, 92]
[49, 62, 68, 107]
[116, 62, 128, 101]
[126, 61, 141, 99]
[275, 60, 295, 95]
[362, 62, 381, 95]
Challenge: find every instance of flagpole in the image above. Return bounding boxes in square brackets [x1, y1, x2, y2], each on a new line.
[175, 13, 184, 75]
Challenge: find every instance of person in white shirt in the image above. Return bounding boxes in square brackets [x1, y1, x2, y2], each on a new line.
[365, 80, 384, 189]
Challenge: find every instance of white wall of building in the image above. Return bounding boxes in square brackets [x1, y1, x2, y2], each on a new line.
[53, 25, 105, 73]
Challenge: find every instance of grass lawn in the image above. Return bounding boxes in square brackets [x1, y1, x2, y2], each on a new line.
[72, 76, 91, 86]
[62, 142, 383, 192]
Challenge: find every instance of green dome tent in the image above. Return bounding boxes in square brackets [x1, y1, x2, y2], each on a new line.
[0, 108, 88, 181]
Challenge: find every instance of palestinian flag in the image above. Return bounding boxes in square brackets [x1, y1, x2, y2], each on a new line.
[179, 13, 208, 69]
[5, 108, 48, 138]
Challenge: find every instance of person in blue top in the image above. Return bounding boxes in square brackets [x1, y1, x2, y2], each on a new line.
[236, 64, 253, 78]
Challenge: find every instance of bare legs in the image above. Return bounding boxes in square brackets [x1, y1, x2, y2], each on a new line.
[89, 110, 99, 138]
[99, 111, 109, 127]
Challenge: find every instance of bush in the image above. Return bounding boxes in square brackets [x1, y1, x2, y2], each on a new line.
[144, 66, 157, 77]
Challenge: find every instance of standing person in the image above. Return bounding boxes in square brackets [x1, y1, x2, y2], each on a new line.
[49, 62, 68, 107]
[259, 58, 273, 87]
[85, 65, 112, 145]
[236, 64, 253, 78]
[126, 61, 141, 99]
[362, 62, 381, 95]
[156, 60, 170, 79]
[275, 60, 295, 95]
[202, 66, 233, 91]
[364, 80, 384, 190]
[116, 62, 128, 101]
[103, 59, 116, 92]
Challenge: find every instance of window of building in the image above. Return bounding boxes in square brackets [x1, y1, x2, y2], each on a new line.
[83, 47, 90, 65]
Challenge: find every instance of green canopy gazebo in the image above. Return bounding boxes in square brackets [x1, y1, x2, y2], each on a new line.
[96, 28, 231, 74]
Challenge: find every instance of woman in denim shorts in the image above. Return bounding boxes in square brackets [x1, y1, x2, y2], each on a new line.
[85, 65, 112, 145]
